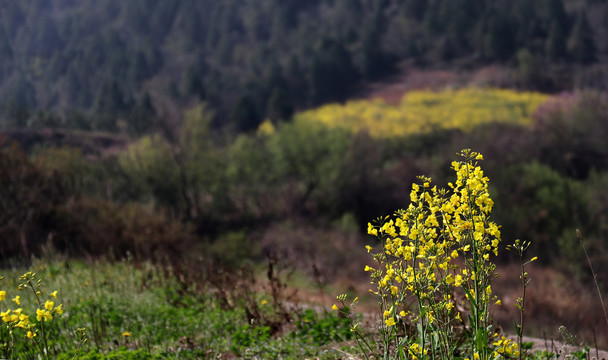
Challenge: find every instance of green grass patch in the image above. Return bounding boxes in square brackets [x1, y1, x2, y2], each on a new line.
[0, 259, 356, 359]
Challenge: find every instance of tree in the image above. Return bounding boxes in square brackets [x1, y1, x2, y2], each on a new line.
[402, 0, 428, 21]
[232, 94, 262, 132]
[310, 38, 358, 104]
[93, 81, 133, 131]
[266, 87, 294, 123]
[568, 10, 596, 64]
[479, 11, 516, 60]
[127, 92, 157, 136]
[546, 20, 567, 61]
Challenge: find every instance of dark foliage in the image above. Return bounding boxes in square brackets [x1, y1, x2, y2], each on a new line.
[0, 0, 604, 131]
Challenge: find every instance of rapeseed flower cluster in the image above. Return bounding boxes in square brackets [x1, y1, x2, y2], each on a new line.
[298, 88, 549, 138]
[0, 271, 63, 359]
[365, 150, 506, 359]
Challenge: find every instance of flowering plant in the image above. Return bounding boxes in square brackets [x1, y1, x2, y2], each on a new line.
[0, 272, 64, 360]
[338, 149, 519, 359]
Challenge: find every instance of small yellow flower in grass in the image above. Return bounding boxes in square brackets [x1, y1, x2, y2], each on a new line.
[454, 275, 463, 287]
[475, 154, 483, 160]
[45, 300, 54, 310]
[122, 332, 131, 337]
[12, 295, 20, 305]
[27, 330, 36, 339]
[365, 245, 372, 253]
[50, 290, 58, 299]
[332, 304, 339, 311]
[364, 265, 373, 272]
[385, 317, 396, 327]
[0, 290, 5, 301]
[55, 304, 63, 315]
[260, 299, 268, 305]
[390, 286, 398, 296]
[495, 299, 502, 305]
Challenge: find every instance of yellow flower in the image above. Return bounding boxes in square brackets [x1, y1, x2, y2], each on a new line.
[55, 304, 63, 315]
[45, 300, 54, 310]
[36, 308, 51, 322]
[367, 223, 378, 236]
[365, 245, 372, 253]
[0, 290, 5, 301]
[385, 317, 396, 327]
[27, 330, 36, 339]
[122, 332, 131, 337]
[1, 310, 10, 322]
[332, 304, 339, 311]
[50, 291, 58, 299]
[12, 295, 20, 305]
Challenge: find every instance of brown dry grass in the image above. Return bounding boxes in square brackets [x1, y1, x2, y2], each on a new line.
[491, 263, 607, 350]
[355, 65, 514, 105]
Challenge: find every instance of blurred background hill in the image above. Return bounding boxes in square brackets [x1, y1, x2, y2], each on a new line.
[0, 0, 606, 132]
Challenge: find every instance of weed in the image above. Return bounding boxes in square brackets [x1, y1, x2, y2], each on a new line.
[507, 239, 538, 359]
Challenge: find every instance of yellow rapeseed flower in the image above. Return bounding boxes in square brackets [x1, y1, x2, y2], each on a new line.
[45, 300, 54, 310]
[1, 310, 11, 323]
[50, 290, 58, 299]
[12, 295, 20, 305]
[332, 304, 339, 311]
[27, 330, 36, 339]
[0, 290, 5, 301]
[385, 317, 396, 327]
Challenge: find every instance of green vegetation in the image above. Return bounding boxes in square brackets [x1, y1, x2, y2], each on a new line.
[0, 260, 356, 359]
[1, 1, 608, 357]
[1, 153, 604, 359]
[0, 0, 606, 131]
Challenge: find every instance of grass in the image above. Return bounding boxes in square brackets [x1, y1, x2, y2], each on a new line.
[0, 256, 605, 359]
[0, 258, 358, 359]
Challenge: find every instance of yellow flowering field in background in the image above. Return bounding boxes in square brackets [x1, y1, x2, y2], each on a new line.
[297, 88, 550, 138]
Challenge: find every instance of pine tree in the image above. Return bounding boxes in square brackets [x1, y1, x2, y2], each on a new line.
[546, 20, 567, 61]
[568, 10, 596, 64]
